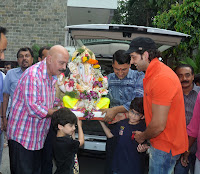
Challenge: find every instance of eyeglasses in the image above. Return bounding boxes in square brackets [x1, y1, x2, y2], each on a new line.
[18, 54, 31, 59]
[129, 110, 142, 117]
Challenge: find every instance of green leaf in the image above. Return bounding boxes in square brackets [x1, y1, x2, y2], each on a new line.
[65, 91, 79, 98]
[77, 48, 85, 54]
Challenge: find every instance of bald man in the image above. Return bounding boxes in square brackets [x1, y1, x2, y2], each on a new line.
[7, 45, 69, 174]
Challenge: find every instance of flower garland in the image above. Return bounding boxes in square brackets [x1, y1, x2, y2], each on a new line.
[62, 46, 108, 119]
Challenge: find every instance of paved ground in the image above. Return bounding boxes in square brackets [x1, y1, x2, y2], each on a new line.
[0, 145, 57, 174]
[1, 145, 10, 174]
[0, 146, 105, 174]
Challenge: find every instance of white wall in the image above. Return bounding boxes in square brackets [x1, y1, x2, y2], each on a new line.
[68, 0, 117, 9]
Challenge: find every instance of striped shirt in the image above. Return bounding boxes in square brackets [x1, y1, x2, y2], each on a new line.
[108, 69, 144, 110]
[7, 59, 59, 150]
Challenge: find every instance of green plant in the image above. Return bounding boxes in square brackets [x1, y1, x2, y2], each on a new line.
[32, 44, 40, 64]
[153, 0, 200, 63]
[179, 41, 200, 74]
[31, 43, 53, 64]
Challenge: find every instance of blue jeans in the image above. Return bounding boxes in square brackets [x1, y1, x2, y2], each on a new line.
[149, 146, 180, 174]
[174, 153, 196, 174]
[194, 157, 200, 174]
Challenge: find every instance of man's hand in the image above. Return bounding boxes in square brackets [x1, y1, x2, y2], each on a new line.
[181, 151, 190, 167]
[102, 108, 118, 122]
[0, 118, 4, 131]
[133, 130, 145, 144]
[137, 144, 150, 153]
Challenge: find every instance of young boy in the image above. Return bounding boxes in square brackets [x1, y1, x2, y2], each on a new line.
[51, 107, 84, 174]
[100, 97, 149, 174]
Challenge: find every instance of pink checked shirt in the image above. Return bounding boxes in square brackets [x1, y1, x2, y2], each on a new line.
[7, 59, 59, 150]
[187, 92, 200, 160]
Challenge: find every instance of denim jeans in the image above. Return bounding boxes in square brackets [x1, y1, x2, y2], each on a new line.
[194, 157, 200, 174]
[149, 146, 180, 174]
[174, 153, 196, 174]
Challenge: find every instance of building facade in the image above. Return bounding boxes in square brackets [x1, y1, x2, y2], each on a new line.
[0, 0, 68, 62]
[0, 0, 117, 63]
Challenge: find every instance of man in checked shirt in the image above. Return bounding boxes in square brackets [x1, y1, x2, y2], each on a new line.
[7, 45, 69, 174]
[174, 64, 200, 174]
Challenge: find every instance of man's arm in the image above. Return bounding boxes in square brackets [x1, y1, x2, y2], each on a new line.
[103, 105, 127, 122]
[134, 104, 170, 144]
[2, 93, 9, 130]
[0, 102, 3, 131]
[23, 75, 53, 119]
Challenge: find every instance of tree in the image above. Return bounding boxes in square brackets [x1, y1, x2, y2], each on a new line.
[112, 0, 178, 26]
[153, 0, 200, 71]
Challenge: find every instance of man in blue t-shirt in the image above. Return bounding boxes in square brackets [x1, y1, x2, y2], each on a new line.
[0, 26, 8, 174]
[103, 50, 144, 174]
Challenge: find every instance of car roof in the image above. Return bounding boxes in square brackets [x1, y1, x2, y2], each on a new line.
[65, 24, 190, 54]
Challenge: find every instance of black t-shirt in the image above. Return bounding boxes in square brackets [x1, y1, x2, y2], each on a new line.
[53, 135, 80, 174]
[111, 119, 146, 174]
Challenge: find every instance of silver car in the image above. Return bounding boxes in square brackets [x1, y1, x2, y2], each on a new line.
[64, 24, 190, 152]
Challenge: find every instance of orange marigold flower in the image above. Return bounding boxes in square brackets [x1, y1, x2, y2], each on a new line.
[98, 77, 103, 82]
[87, 59, 98, 65]
[72, 57, 76, 61]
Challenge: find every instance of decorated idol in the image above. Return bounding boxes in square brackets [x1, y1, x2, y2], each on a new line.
[57, 46, 110, 119]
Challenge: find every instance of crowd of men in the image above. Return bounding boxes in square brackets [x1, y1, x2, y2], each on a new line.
[0, 25, 200, 174]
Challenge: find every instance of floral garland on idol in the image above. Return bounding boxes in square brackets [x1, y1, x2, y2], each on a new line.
[58, 46, 109, 119]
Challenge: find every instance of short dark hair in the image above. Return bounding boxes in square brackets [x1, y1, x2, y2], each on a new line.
[4, 61, 14, 68]
[38, 46, 51, 58]
[112, 50, 131, 64]
[0, 26, 7, 40]
[135, 49, 161, 62]
[129, 97, 144, 115]
[51, 108, 77, 132]
[194, 73, 200, 84]
[174, 64, 194, 75]
[17, 47, 34, 58]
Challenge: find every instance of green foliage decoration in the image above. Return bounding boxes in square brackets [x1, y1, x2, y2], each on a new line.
[65, 91, 78, 98]
[77, 48, 85, 54]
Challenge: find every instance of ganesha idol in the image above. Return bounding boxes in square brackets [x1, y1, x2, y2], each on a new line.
[57, 46, 110, 120]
